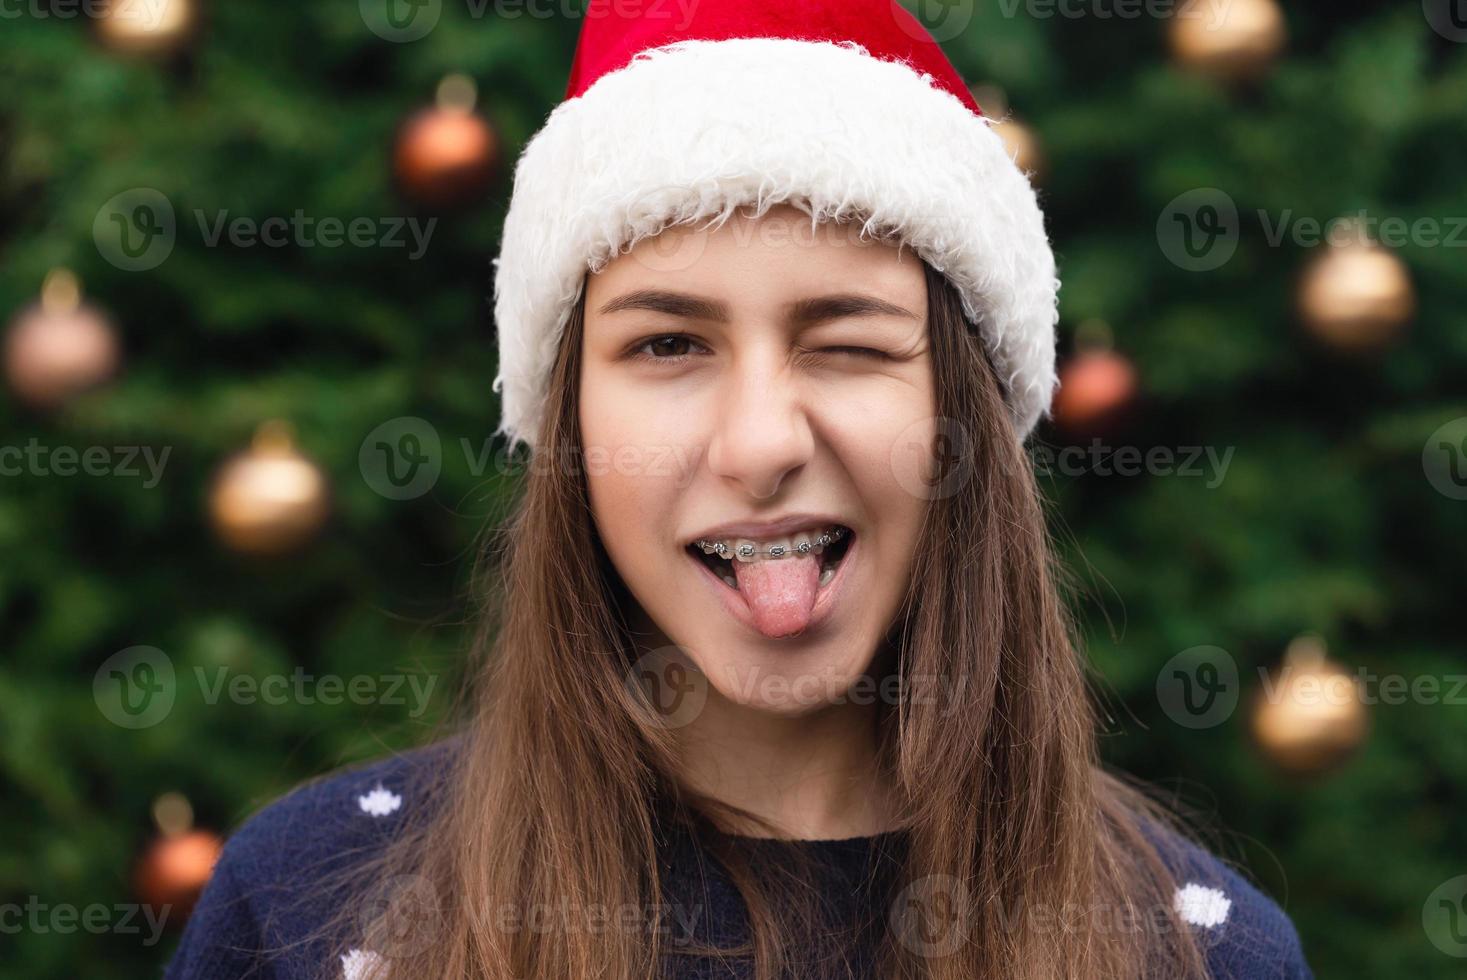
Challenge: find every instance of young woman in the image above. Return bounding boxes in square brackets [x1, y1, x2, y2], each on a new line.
[165, 3, 1313, 979]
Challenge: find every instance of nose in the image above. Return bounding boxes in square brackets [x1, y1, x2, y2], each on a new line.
[705, 345, 813, 499]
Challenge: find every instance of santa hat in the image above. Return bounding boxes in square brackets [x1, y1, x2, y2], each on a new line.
[490, 0, 1059, 453]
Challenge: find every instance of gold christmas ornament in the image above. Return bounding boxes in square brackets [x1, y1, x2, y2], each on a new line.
[3, 269, 121, 409]
[393, 74, 499, 209]
[971, 84, 1045, 183]
[1169, 0, 1286, 83]
[1297, 226, 1415, 353]
[1250, 634, 1369, 775]
[208, 420, 330, 556]
[993, 118, 1045, 184]
[94, 0, 200, 57]
[152, 792, 196, 837]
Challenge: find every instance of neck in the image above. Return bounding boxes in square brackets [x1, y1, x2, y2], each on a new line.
[674, 680, 895, 841]
[625, 606, 898, 841]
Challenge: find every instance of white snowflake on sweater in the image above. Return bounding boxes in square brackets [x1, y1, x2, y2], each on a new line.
[357, 783, 402, 818]
[1174, 882, 1231, 928]
[340, 947, 388, 979]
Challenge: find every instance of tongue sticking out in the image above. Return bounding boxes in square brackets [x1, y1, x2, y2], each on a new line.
[731, 553, 822, 638]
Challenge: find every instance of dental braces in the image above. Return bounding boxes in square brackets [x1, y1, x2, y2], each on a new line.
[693, 525, 848, 562]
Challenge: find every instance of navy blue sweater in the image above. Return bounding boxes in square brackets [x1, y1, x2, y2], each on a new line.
[164, 742, 1314, 979]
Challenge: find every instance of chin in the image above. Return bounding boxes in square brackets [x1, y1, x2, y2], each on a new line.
[694, 646, 873, 718]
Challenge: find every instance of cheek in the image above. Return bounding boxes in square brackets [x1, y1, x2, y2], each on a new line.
[579, 367, 695, 574]
[821, 384, 936, 512]
[580, 363, 690, 458]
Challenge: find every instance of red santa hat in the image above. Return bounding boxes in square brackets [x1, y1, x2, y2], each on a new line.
[491, 0, 1059, 452]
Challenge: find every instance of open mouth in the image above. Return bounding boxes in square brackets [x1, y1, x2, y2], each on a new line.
[684, 525, 855, 593]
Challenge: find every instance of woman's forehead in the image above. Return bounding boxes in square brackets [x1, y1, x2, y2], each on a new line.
[586, 205, 925, 309]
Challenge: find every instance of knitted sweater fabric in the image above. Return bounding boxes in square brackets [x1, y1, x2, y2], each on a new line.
[163, 742, 1314, 979]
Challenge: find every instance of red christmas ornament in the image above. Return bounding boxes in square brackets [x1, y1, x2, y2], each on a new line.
[134, 793, 223, 923]
[134, 830, 223, 915]
[393, 74, 498, 209]
[1051, 322, 1138, 441]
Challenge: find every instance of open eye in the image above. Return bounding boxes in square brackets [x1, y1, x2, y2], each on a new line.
[627, 334, 708, 363]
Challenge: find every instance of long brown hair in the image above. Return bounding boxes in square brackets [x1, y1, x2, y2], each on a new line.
[297, 254, 1213, 979]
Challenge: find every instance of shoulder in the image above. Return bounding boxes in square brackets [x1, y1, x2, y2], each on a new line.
[222, 737, 457, 882]
[1139, 817, 1314, 980]
[164, 738, 459, 980]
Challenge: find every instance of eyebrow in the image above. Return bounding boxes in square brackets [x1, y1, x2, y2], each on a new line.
[596, 289, 918, 324]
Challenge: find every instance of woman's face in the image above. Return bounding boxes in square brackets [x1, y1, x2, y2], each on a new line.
[580, 204, 935, 716]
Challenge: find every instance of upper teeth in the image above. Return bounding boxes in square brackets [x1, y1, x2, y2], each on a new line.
[694, 525, 847, 562]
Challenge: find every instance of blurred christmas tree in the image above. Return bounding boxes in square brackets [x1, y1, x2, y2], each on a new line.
[1, 1, 1464, 977]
